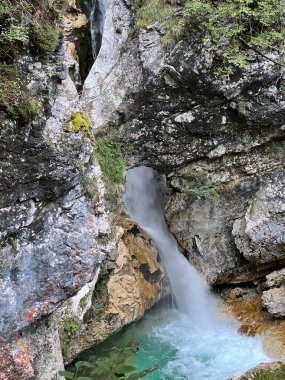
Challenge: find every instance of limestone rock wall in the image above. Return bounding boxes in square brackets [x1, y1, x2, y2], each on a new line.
[82, 0, 285, 288]
[0, 2, 110, 378]
[55, 216, 169, 365]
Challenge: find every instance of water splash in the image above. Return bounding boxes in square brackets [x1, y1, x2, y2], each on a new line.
[121, 166, 271, 378]
[123, 166, 221, 329]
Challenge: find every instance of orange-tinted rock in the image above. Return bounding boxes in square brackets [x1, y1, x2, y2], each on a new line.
[0, 342, 34, 380]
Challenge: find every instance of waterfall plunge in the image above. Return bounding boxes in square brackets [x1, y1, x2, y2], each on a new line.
[95, 166, 271, 379]
[123, 166, 221, 329]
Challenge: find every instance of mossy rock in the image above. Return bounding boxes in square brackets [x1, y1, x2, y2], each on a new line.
[62, 320, 80, 357]
[95, 137, 125, 211]
[253, 364, 285, 380]
[0, 64, 40, 121]
[71, 112, 92, 134]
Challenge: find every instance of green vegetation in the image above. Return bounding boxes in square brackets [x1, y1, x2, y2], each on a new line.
[95, 137, 125, 210]
[62, 321, 80, 358]
[94, 278, 104, 295]
[0, 0, 61, 60]
[82, 278, 107, 324]
[0, 64, 40, 121]
[135, 0, 285, 75]
[253, 365, 285, 380]
[182, 170, 219, 201]
[31, 21, 60, 58]
[135, 0, 174, 29]
[79, 292, 91, 310]
[0, 0, 63, 122]
[188, 184, 220, 201]
[59, 341, 159, 380]
[71, 112, 94, 142]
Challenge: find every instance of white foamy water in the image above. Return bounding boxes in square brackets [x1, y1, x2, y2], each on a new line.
[122, 166, 272, 379]
[123, 166, 221, 329]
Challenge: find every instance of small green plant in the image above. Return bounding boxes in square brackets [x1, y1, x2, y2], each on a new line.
[181, 170, 219, 201]
[134, 0, 174, 29]
[71, 112, 93, 139]
[95, 137, 125, 210]
[31, 21, 60, 57]
[2, 25, 29, 44]
[79, 292, 91, 310]
[59, 341, 159, 380]
[62, 321, 80, 357]
[188, 185, 220, 201]
[253, 365, 285, 380]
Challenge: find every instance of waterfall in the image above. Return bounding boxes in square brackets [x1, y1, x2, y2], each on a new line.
[123, 166, 221, 329]
[79, 165, 270, 380]
[83, 0, 107, 60]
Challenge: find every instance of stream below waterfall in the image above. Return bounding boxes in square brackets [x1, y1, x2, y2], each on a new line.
[123, 166, 271, 378]
[78, 303, 270, 380]
[72, 167, 272, 379]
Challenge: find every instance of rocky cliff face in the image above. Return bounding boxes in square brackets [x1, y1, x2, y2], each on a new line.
[83, 0, 285, 286]
[0, 2, 108, 378]
[0, 1, 170, 378]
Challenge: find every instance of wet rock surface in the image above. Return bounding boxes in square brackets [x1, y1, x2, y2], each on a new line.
[55, 216, 169, 364]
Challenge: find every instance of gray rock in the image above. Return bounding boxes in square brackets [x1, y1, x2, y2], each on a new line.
[262, 287, 285, 317]
[265, 268, 285, 288]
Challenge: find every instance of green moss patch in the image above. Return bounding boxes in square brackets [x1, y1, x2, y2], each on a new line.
[31, 21, 60, 58]
[180, 170, 219, 201]
[62, 320, 80, 358]
[71, 112, 92, 134]
[135, 0, 175, 29]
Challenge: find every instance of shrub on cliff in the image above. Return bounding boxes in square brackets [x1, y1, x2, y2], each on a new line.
[0, 0, 61, 60]
[135, 0, 285, 75]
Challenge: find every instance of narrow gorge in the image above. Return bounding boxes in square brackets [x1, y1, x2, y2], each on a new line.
[0, 0, 285, 379]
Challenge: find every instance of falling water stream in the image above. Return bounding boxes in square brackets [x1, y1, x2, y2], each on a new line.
[120, 166, 271, 379]
[83, 0, 107, 60]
